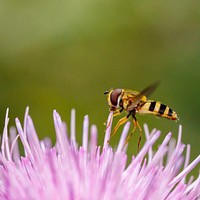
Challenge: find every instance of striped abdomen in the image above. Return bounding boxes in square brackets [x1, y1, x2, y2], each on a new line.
[138, 100, 178, 120]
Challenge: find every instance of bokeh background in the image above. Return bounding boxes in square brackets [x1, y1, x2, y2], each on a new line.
[0, 1, 199, 175]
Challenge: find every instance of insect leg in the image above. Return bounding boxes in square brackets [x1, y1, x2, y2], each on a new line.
[123, 117, 137, 148]
[123, 115, 142, 151]
[113, 108, 124, 117]
[107, 111, 130, 143]
[104, 108, 124, 127]
[135, 118, 142, 152]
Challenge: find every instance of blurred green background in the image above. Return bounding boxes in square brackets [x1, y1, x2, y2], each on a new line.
[0, 1, 199, 173]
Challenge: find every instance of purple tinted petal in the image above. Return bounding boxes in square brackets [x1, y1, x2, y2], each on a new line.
[15, 118, 34, 162]
[53, 110, 70, 157]
[90, 125, 98, 160]
[134, 130, 161, 164]
[82, 115, 89, 151]
[103, 112, 113, 149]
[117, 122, 130, 153]
[1, 108, 11, 161]
[170, 155, 200, 186]
[9, 127, 20, 162]
[70, 109, 76, 147]
[150, 132, 172, 166]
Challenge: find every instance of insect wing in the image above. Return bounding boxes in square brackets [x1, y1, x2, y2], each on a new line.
[127, 81, 159, 110]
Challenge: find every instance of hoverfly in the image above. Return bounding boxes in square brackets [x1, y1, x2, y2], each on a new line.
[104, 82, 178, 150]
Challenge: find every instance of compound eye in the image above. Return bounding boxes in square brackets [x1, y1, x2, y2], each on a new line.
[110, 89, 122, 106]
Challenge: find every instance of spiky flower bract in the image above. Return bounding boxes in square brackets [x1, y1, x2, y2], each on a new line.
[0, 108, 199, 200]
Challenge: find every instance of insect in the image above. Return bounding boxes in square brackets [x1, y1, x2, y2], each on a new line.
[104, 82, 178, 150]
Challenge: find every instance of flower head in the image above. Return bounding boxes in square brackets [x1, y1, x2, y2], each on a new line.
[0, 107, 200, 200]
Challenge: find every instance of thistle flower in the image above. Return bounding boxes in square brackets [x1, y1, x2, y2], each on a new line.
[0, 107, 200, 200]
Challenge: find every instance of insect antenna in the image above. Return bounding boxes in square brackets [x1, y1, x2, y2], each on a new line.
[104, 91, 109, 95]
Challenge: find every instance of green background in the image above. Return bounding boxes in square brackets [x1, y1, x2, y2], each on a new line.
[0, 1, 199, 174]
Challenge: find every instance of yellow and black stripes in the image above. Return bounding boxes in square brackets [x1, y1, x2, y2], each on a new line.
[138, 100, 178, 120]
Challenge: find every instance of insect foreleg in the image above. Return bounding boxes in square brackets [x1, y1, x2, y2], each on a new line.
[107, 112, 130, 143]
[113, 108, 124, 117]
[105, 108, 124, 127]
